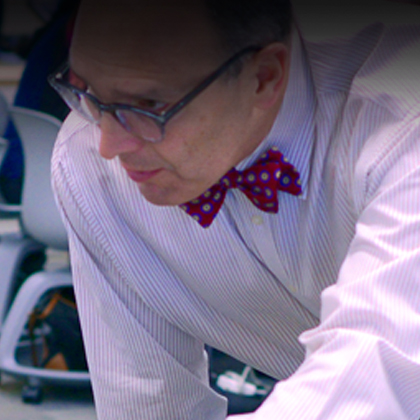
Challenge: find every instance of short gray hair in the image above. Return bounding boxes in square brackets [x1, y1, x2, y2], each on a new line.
[205, 0, 293, 54]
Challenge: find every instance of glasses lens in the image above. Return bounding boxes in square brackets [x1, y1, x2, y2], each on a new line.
[79, 94, 102, 122]
[116, 109, 163, 142]
[51, 66, 164, 142]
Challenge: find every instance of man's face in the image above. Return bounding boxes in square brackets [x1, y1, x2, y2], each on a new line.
[71, 0, 274, 205]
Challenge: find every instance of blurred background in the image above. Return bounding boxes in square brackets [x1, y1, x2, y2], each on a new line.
[0, 0, 69, 103]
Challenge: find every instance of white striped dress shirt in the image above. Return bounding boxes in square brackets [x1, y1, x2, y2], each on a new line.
[52, 20, 420, 420]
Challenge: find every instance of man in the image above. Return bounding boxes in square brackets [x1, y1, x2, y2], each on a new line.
[50, 0, 420, 418]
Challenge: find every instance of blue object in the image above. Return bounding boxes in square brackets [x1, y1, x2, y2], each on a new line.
[0, 14, 71, 199]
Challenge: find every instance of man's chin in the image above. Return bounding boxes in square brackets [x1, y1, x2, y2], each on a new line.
[138, 184, 195, 207]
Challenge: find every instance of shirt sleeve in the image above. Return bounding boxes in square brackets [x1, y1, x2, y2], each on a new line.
[51, 116, 227, 420]
[229, 118, 420, 418]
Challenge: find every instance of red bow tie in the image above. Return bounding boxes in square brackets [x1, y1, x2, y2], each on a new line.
[179, 148, 302, 228]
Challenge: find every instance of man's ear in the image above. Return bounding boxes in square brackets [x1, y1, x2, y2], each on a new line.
[252, 42, 290, 110]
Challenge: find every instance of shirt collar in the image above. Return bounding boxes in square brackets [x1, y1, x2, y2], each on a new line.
[236, 26, 316, 199]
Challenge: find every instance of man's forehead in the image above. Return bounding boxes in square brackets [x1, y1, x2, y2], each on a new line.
[74, 0, 216, 49]
[78, 0, 203, 18]
[70, 0, 226, 99]
[72, 0, 222, 73]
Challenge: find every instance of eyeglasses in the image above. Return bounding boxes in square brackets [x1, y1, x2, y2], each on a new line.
[48, 46, 261, 143]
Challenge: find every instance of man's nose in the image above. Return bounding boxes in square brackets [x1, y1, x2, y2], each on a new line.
[98, 113, 143, 160]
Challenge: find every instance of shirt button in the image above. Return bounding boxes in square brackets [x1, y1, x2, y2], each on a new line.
[251, 215, 264, 225]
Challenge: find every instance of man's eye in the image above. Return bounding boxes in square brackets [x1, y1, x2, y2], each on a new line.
[136, 99, 169, 112]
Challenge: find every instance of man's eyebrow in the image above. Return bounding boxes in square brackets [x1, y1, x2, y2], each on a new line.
[70, 69, 182, 102]
[69, 59, 191, 105]
[108, 86, 172, 101]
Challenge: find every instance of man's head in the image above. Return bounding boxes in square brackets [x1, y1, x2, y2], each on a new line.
[68, 0, 293, 205]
